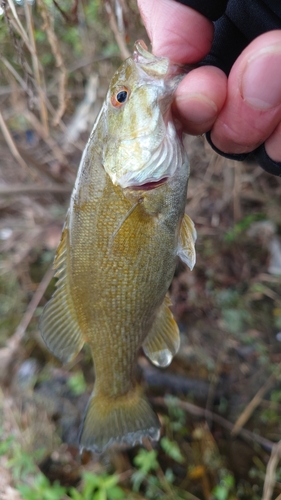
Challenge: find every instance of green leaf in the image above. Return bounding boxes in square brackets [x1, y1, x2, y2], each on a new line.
[67, 371, 87, 396]
[212, 470, 235, 500]
[0, 435, 14, 455]
[43, 481, 67, 500]
[271, 390, 281, 403]
[164, 467, 175, 484]
[101, 474, 119, 489]
[224, 213, 265, 242]
[7, 449, 37, 480]
[94, 489, 107, 500]
[17, 484, 38, 500]
[160, 437, 184, 464]
[212, 485, 228, 500]
[131, 470, 146, 492]
[107, 486, 125, 499]
[33, 473, 50, 489]
[68, 487, 84, 500]
[81, 471, 101, 497]
[133, 449, 159, 473]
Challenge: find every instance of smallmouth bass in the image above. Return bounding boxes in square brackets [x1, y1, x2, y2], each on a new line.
[40, 40, 196, 453]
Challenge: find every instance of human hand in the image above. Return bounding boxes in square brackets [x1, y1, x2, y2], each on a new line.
[138, 0, 281, 164]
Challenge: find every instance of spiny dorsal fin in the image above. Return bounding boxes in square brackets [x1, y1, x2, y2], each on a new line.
[177, 213, 196, 270]
[39, 213, 84, 364]
[143, 295, 180, 368]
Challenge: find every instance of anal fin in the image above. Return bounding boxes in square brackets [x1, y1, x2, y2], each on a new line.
[39, 215, 84, 364]
[177, 213, 196, 270]
[143, 295, 180, 367]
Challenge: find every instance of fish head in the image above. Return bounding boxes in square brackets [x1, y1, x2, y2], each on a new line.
[103, 40, 186, 189]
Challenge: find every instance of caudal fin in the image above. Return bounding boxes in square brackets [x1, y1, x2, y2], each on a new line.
[79, 389, 160, 453]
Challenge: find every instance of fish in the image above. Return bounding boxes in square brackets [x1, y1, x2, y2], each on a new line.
[39, 40, 196, 454]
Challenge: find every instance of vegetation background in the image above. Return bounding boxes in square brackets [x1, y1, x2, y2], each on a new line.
[1, 1, 281, 499]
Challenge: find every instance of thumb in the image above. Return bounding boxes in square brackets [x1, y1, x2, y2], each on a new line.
[137, 0, 213, 63]
[210, 30, 281, 155]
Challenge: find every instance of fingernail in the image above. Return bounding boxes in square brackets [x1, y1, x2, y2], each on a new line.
[242, 48, 281, 110]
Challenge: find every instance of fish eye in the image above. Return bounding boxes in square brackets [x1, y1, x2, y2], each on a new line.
[116, 90, 127, 103]
[111, 87, 129, 107]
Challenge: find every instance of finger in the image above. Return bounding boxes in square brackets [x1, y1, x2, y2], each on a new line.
[173, 66, 227, 135]
[137, 0, 214, 63]
[265, 121, 281, 162]
[210, 31, 281, 155]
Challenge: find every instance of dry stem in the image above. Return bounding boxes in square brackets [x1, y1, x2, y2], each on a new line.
[14, 265, 54, 340]
[262, 440, 281, 500]
[153, 397, 274, 451]
[38, 0, 68, 126]
[0, 266, 54, 384]
[231, 367, 281, 436]
[0, 110, 30, 175]
[5, 0, 33, 52]
[24, 108, 68, 165]
[105, 1, 130, 59]
[0, 183, 72, 195]
[24, 0, 49, 135]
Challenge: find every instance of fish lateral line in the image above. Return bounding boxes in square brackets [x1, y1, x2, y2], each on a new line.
[109, 198, 143, 249]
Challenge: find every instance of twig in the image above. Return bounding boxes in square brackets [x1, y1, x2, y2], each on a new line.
[0, 266, 54, 383]
[14, 265, 54, 340]
[52, 0, 79, 25]
[233, 161, 242, 221]
[0, 55, 66, 132]
[0, 183, 72, 195]
[0, 56, 33, 97]
[38, 0, 68, 126]
[5, 0, 33, 53]
[152, 397, 274, 451]
[231, 366, 281, 436]
[24, 108, 68, 165]
[262, 440, 281, 500]
[24, 0, 49, 134]
[143, 439, 177, 499]
[105, 1, 130, 60]
[0, 110, 30, 175]
[205, 344, 229, 425]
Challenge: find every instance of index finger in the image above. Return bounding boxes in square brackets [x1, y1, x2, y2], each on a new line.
[137, 0, 214, 63]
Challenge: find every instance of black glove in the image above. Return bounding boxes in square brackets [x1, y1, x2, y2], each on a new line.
[176, 0, 281, 176]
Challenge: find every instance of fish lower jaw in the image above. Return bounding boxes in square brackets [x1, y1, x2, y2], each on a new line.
[129, 176, 168, 191]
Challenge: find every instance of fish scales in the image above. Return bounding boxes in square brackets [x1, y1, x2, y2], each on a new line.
[40, 40, 196, 453]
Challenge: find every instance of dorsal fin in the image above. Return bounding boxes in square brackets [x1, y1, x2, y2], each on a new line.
[142, 295, 180, 367]
[39, 213, 84, 364]
[177, 213, 196, 270]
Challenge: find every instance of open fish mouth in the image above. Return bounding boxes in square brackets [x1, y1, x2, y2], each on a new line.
[130, 177, 168, 191]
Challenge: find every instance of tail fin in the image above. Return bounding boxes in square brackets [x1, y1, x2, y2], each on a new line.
[79, 389, 160, 453]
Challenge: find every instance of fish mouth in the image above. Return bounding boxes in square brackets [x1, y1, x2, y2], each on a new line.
[130, 177, 168, 191]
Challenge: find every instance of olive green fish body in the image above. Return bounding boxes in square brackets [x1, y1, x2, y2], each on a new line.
[40, 41, 196, 453]
[69, 134, 189, 395]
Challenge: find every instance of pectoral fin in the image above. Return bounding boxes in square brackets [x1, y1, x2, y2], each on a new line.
[39, 214, 84, 364]
[143, 295, 180, 368]
[177, 213, 196, 270]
